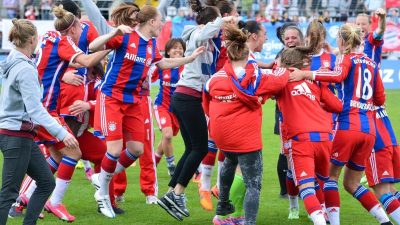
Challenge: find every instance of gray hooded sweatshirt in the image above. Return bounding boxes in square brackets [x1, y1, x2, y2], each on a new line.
[177, 17, 223, 92]
[0, 49, 68, 140]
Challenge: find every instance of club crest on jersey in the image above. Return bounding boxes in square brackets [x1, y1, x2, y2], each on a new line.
[147, 46, 152, 54]
[108, 121, 117, 131]
[323, 60, 330, 68]
[146, 58, 152, 66]
[161, 117, 166, 125]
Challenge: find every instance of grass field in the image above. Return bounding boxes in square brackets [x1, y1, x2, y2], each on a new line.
[4, 89, 400, 225]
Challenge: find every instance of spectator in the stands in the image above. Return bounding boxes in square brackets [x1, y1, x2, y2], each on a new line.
[25, 5, 39, 20]
[364, 0, 384, 13]
[322, 10, 331, 23]
[172, 7, 187, 23]
[280, 12, 292, 22]
[388, 8, 400, 25]
[265, 0, 285, 20]
[4, 0, 19, 19]
[40, 0, 53, 20]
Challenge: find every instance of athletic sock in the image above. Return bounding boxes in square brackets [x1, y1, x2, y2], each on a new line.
[352, 185, 390, 223]
[315, 180, 325, 205]
[380, 193, 400, 224]
[300, 187, 325, 225]
[47, 156, 59, 174]
[200, 164, 213, 191]
[50, 156, 77, 206]
[286, 170, 299, 209]
[82, 160, 92, 172]
[23, 181, 37, 199]
[100, 152, 119, 196]
[166, 155, 175, 167]
[395, 192, 400, 201]
[230, 175, 245, 218]
[115, 149, 138, 174]
[323, 180, 340, 225]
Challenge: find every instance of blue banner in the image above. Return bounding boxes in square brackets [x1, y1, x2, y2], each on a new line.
[380, 60, 400, 89]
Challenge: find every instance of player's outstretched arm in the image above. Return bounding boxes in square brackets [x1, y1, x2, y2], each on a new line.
[375, 8, 386, 37]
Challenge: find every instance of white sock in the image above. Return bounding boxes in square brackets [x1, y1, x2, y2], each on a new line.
[200, 164, 213, 190]
[99, 168, 114, 196]
[370, 204, 391, 223]
[82, 160, 92, 171]
[389, 207, 400, 224]
[217, 160, 223, 189]
[310, 210, 327, 225]
[114, 162, 126, 174]
[24, 181, 37, 199]
[288, 195, 299, 209]
[326, 207, 340, 225]
[50, 178, 71, 206]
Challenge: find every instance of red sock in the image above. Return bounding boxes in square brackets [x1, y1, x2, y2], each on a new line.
[300, 187, 322, 214]
[110, 177, 116, 207]
[118, 149, 138, 168]
[286, 170, 299, 196]
[353, 185, 379, 211]
[315, 180, 325, 204]
[155, 153, 162, 165]
[47, 156, 59, 174]
[323, 180, 340, 208]
[101, 152, 118, 173]
[202, 151, 216, 165]
[217, 150, 225, 162]
[57, 156, 77, 180]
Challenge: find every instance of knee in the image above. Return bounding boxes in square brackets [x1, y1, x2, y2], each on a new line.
[343, 179, 359, 194]
[37, 175, 56, 194]
[162, 130, 173, 141]
[127, 146, 143, 157]
[64, 148, 82, 161]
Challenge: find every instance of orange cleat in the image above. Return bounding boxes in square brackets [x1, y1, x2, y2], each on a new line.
[199, 190, 213, 211]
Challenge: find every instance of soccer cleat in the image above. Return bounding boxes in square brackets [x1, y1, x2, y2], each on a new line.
[164, 191, 190, 217]
[212, 215, 235, 225]
[44, 201, 75, 222]
[216, 201, 235, 216]
[199, 190, 213, 211]
[167, 164, 176, 177]
[146, 195, 158, 205]
[211, 185, 220, 200]
[90, 173, 101, 191]
[98, 205, 125, 215]
[85, 168, 94, 181]
[381, 222, 394, 225]
[230, 216, 245, 225]
[115, 195, 125, 203]
[8, 202, 24, 218]
[157, 196, 183, 221]
[75, 160, 84, 169]
[288, 207, 299, 219]
[192, 171, 202, 183]
[94, 190, 116, 218]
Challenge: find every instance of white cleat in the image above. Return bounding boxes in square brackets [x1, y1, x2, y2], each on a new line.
[146, 195, 158, 205]
[91, 173, 100, 190]
[94, 190, 115, 218]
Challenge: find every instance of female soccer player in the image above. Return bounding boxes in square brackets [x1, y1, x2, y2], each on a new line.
[0, 19, 77, 225]
[290, 23, 391, 225]
[88, 5, 204, 218]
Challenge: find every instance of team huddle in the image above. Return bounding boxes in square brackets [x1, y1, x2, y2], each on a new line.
[0, 0, 398, 225]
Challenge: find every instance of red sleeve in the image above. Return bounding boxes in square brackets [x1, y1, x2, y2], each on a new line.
[314, 55, 351, 83]
[86, 22, 99, 44]
[152, 42, 164, 64]
[58, 36, 83, 63]
[320, 83, 343, 113]
[368, 32, 384, 47]
[373, 70, 386, 106]
[255, 67, 289, 96]
[151, 67, 159, 83]
[105, 36, 123, 49]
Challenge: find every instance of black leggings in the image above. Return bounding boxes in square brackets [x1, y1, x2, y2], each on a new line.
[169, 93, 208, 188]
[0, 134, 55, 225]
[220, 150, 263, 225]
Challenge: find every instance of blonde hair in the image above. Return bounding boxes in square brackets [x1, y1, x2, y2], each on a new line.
[338, 23, 362, 54]
[8, 19, 37, 48]
[136, 5, 158, 24]
[53, 5, 77, 33]
[223, 24, 250, 61]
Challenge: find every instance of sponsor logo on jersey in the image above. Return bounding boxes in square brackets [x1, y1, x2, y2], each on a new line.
[300, 171, 308, 177]
[382, 170, 390, 176]
[291, 82, 316, 100]
[124, 53, 146, 64]
[145, 119, 150, 124]
[130, 43, 136, 48]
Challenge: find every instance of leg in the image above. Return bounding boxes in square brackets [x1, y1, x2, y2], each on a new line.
[218, 152, 238, 204]
[277, 153, 288, 197]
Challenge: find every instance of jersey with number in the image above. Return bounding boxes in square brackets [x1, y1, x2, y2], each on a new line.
[374, 106, 398, 151]
[100, 31, 163, 103]
[153, 66, 183, 112]
[314, 53, 386, 135]
[363, 32, 384, 67]
[36, 32, 83, 112]
[75, 21, 99, 76]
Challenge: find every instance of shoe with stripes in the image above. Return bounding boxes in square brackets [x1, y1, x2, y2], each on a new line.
[157, 196, 183, 221]
[94, 190, 115, 218]
[44, 201, 75, 222]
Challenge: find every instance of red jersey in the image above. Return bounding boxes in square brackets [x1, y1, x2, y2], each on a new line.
[374, 106, 398, 151]
[204, 61, 289, 153]
[277, 79, 342, 141]
[100, 31, 163, 103]
[36, 32, 83, 112]
[153, 66, 183, 112]
[314, 53, 385, 136]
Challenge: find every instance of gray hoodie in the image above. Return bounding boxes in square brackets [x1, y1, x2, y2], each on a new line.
[0, 49, 68, 140]
[177, 17, 223, 92]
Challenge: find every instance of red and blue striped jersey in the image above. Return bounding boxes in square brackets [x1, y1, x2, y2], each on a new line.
[363, 32, 383, 67]
[374, 106, 398, 150]
[100, 31, 163, 103]
[214, 30, 227, 72]
[314, 53, 386, 136]
[153, 66, 183, 112]
[36, 32, 83, 112]
[75, 21, 99, 76]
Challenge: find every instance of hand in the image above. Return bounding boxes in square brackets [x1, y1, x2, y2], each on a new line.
[375, 8, 386, 18]
[222, 16, 235, 24]
[69, 100, 90, 116]
[289, 68, 306, 82]
[115, 25, 133, 36]
[62, 133, 79, 149]
[190, 46, 205, 61]
[62, 70, 84, 86]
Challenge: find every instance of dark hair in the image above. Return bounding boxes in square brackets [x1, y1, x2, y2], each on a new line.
[224, 24, 249, 61]
[111, 4, 140, 27]
[57, 0, 81, 18]
[238, 20, 262, 35]
[165, 38, 186, 58]
[206, 0, 234, 16]
[280, 25, 321, 69]
[136, 5, 158, 24]
[190, 0, 220, 25]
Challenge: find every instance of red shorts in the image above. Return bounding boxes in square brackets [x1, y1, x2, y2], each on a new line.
[331, 130, 375, 171]
[366, 146, 400, 187]
[154, 106, 179, 136]
[57, 81, 85, 121]
[35, 111, 73, 151]
[288, 140, 331, 186]
[94, 92, 144, 142]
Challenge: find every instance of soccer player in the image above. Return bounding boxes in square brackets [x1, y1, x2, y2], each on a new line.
[290, 23, 391, 225]
[356, 8, 386, 66]
[88, 5, 205, 218]
[365, 106, 400, 224]
[153, 38, 186, 176]
[205, 24, 289, 225]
